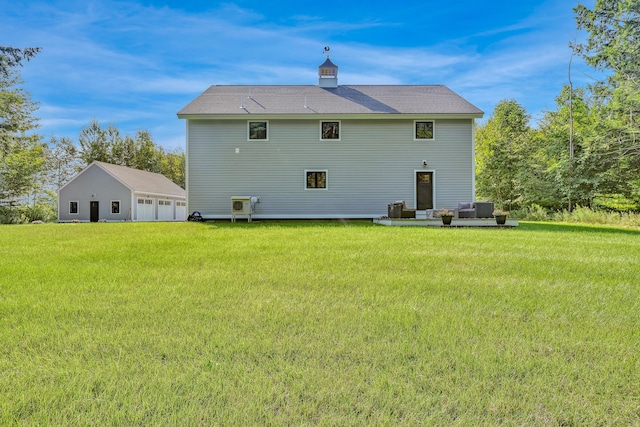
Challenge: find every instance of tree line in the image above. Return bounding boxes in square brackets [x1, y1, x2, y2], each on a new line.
[476, 0, 640, 214]
[2, 1, 638, 222]
[1, 46, 184, 223]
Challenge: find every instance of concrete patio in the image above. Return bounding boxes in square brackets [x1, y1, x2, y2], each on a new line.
[374, 217, 519, 227]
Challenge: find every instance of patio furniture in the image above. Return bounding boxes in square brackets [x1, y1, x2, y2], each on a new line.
[475, 201, 494, 218]
[388, 201, 416, 219]
[457, 201, 495, 219]
[458, 202, 476, 218]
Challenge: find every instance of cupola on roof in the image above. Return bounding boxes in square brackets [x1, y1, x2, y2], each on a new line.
[318, 49, 338, 88]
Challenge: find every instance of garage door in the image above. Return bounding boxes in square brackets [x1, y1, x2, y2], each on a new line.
[176, 201, 186, 221]
[137, 198, 154, 221]
[158, 200, 173, 221]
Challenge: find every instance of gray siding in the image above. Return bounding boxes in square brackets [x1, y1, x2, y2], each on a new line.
[58, 166, 132, 222]
[187, 118, 475, 218]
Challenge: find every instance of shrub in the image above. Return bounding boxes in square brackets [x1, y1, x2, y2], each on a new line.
[0, 204, 57, 224]
[511, 204, 549, 221]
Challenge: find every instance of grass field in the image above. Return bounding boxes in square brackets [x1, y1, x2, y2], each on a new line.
[1, 221, 638, 425]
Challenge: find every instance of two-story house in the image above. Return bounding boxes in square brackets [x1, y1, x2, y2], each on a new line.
[177, 57, 483, 220]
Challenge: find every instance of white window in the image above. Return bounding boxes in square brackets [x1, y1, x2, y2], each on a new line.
[248, 120, 269, 141]
[414, 120, 435, 140]
[69, 201, 78, 214]
[305, 170, 328, 190]
[111, 200, 120, 214]
[320, 121, 340, 140]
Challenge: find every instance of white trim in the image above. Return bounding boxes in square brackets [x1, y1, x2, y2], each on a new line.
[69, 200, 79, 215]
[178, 113, 484, 120]
[247, 120, 269, 141]
[110, 200, 121, 214]
[132, 191, 185, 200]
[201, 213, 383, 220]
[304, 169, 328, 190]
[185, 119, 190, 217]
[414, 120, 435, 141]
[471, 119, 477, 199]
[319, 120, 341, 141]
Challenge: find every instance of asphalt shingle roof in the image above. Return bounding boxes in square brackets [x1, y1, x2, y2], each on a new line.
[177, 85, 483, 117]
[95, 161, 185, 196]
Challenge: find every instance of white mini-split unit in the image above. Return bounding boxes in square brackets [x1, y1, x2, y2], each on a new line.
[230, 196, 260, 222]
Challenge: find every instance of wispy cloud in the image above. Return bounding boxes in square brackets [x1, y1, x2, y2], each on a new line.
[3, 0, 597, 147]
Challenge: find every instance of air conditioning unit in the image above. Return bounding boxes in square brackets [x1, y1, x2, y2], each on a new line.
[231, 196, 260, 222]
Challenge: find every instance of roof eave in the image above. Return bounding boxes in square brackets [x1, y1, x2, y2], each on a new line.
[177, 112, 484, 120]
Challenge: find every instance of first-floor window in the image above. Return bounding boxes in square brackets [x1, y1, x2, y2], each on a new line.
[111, 201, 120, 214]
[306, 170, 327, 189]
[69, 201, 78, 214]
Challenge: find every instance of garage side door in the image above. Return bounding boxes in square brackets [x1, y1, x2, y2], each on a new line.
[137, 198, 154, 221]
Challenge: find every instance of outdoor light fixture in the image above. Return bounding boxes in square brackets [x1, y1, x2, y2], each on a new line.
[422, 160, 428, 167]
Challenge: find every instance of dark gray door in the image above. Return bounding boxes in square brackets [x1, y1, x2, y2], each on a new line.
[416, 172, 433, 210]
[90, 201, 99, 222]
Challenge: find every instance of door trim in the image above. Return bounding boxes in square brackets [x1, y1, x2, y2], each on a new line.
[414, 170, 436, 210]
[90, 201, 99, 222]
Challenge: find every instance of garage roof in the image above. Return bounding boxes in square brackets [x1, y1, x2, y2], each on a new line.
[61, 161, 185, 197]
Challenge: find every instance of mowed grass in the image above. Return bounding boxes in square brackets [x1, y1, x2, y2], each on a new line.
[0, 221, 638, 426]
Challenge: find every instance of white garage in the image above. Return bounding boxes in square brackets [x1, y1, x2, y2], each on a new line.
[58, 161, 186, 222]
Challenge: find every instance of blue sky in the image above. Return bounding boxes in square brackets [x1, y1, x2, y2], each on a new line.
[4, 0, 598, 150]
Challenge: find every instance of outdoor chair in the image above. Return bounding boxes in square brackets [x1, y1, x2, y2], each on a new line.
[458, 202, 476, 218]
[388, 201, 416, 219]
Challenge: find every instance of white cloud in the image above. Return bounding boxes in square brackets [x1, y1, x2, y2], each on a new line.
[4, 0, 600, 145]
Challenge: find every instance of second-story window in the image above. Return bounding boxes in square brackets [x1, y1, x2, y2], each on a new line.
[415, 120, 435, 140]
[248, 121, 268, 141]
[321, 121, 340, 140]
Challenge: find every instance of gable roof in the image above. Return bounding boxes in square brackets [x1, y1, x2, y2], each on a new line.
[177, 85, 483, 117]
[60, 161, 185, 197]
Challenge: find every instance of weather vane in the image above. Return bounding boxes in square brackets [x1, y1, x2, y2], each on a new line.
[323, 46, 330, 58]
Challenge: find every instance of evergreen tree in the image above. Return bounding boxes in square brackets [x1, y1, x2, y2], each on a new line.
[0, 49, 45, 208]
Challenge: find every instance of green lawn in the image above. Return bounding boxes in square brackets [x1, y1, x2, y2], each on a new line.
[1, 221, 638, 425]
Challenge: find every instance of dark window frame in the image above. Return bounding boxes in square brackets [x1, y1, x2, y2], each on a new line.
[305, 170, 328, 190]
[414, 120, 435, 140]
[320, 121, 340, 140]
[248, 120, 269, 141]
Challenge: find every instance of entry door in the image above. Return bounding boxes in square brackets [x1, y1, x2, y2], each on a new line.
[90, 201, 99, 222]
[416, 172, 434, 210]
